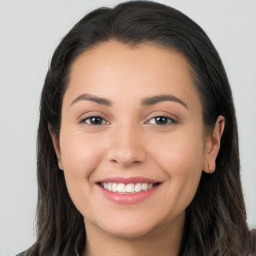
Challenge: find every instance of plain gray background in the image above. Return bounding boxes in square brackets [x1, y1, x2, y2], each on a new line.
[0, 0, 255, 255]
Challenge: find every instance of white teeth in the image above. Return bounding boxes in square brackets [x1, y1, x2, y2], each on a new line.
[148, 183, 153, 189]
[125, 183, 134, 193]
[142, 183, 148, 191]
[100, 182, 157, 193]
[112, 183, 118, 192]
[117, 183, 126, 193]
[134, 183, 142, 192]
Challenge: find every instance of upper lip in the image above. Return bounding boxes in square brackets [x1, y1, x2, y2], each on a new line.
[97, 176, 161, 184]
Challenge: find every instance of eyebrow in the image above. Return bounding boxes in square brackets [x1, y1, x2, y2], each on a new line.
[70, 93, 188, 109]
[142, 95, 188, 109]
[70, 93, 112, 107]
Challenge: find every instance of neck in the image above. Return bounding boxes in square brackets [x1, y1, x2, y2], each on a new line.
[82, 213, 185, 256]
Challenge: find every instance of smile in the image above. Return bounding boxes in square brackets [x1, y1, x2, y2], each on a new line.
[100, 182, 159, 193]
[97, 177, 161, 204]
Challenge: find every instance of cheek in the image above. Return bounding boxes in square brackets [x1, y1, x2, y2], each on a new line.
[60, 131, 103, 174]
[59, 131, 104, 201]
[59, 131, 105, 214]
[149, 130, 205, 207]
[153, 130, 205, 173]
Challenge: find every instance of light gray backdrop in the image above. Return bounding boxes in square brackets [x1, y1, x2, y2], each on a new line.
[0, 0, 255, 255]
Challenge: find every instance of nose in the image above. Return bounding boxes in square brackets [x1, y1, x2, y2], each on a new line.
[106, 124, 146, 167]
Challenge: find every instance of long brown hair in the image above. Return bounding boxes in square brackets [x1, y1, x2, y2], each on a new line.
[29, 1, 249, 255]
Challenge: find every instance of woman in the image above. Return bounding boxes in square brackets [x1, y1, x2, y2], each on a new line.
[17, 1, 254, 255]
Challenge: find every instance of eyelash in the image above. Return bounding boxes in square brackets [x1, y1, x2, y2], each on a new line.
[146, 116, 177, 125]
[80, 115, 177, 126]
[80, 116, 109, 125]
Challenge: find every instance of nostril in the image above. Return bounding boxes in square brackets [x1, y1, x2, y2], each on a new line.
[107, 151, 144, 167]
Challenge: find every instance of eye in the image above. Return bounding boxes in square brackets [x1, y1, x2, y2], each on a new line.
[81, 116, 108, 125]
[147, 116, 176, 125]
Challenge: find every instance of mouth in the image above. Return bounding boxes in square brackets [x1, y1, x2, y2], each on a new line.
[97, 177, 162, 204]
[99, 182, 161, 194]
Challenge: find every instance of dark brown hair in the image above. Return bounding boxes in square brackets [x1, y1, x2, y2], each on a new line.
[29, 1, 249, 255]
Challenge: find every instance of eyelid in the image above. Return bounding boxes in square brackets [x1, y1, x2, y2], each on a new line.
[147, 116, 177, 125]
[144, 111, 179, 124]
[82, 116, 108, 125]
[77, 111, 179, 126]
[78, 112, 110, 125]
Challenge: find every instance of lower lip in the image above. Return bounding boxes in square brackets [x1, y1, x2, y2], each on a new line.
[97, 184, 160, 205]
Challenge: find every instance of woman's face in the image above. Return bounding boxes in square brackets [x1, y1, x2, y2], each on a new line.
[52, 41, 219, 238]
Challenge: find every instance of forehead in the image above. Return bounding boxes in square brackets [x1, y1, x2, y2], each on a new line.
[65, 40, 201, 112]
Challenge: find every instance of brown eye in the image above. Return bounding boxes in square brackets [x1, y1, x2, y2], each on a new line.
[82, 116, 107, 125]
[148, 116, 175, 125]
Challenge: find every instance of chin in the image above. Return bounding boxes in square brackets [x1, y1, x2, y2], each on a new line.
[92, 212, 157, 239]
[101, 223, 155, 239]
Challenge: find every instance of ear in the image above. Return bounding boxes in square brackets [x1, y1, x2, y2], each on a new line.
[48, 123, 64, 170]
[203, 116, 225, 173]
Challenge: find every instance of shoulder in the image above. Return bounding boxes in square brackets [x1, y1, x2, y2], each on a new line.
[250, 229, 256, 256]
[16, 249, 30, 256]
[16, 252, 26, 256]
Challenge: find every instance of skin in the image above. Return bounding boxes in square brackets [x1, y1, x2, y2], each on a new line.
[50, 40, 224, 256]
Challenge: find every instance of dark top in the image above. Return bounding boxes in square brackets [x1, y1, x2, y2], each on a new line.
[16, 229, 256, 256]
